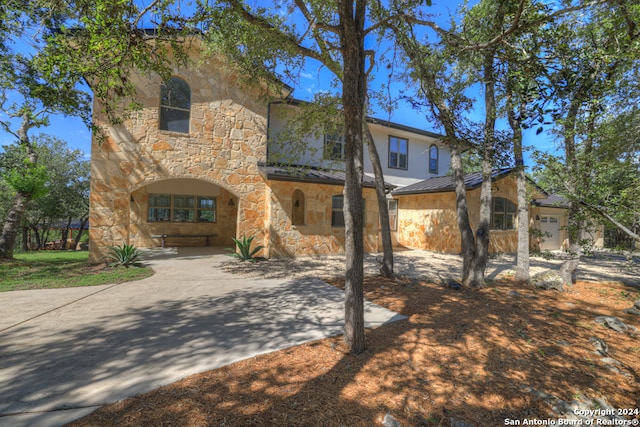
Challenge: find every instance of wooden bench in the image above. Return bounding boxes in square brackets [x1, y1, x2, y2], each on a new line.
[151, 234, 218, 248]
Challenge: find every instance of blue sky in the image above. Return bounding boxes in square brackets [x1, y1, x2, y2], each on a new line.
[0, 0, 560, 164]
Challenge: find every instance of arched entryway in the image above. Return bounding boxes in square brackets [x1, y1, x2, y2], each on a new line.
[129, 178, 238, 249]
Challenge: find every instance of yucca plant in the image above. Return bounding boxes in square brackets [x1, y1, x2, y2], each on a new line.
[107, 243, 142, 267]
[226, 235, 265, 262]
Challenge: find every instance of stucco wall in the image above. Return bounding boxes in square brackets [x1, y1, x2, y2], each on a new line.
[89, 46, 270, 262]
[395, 175, 520, 254]
[265, 180, 380, 257]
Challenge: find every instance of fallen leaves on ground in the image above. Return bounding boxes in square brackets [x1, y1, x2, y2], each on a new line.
[69, 277, 639, 427]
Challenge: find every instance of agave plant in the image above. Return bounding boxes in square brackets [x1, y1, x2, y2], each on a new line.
[226, 235, 265, 262]
[107, 242, 142, 267]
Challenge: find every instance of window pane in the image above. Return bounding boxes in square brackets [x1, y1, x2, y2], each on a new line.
[506, 214, 514, 230]
[429, 158, 438, 173]
[332, 195, 343, 210]
[160, 107, 189, 133]
[429, 145, 438, 173]
[174, 196, 194, 208]
[388, 200, 398, 231]
[149, 194, 171, 207]
[174, 209, 195, 222]
[389, 152, 397, 168]
[390, 137, 398, 152]
[549, 217, 558, 223]
[198, 197, 215, 209]
[494, 213, 505, 230]
[399, 153, 407, 169]
[399, 138, 407, 154]
[506, 200, 517, 214]
[332, 195, 344, 227]
[494, 197, 505, 213]
[148, 208, 171, 222]
[161, 77, 191, 109]
[197, 210, 215, 222]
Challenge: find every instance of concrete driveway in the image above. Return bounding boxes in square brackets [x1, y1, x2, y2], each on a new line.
[0, 248, 405, 427]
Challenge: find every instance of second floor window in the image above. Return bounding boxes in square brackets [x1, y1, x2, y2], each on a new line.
[389, 136, 408, 169]
[429, 144, 439, 174]
[324, 132, 345, 161]
[160, 77, 190, 133]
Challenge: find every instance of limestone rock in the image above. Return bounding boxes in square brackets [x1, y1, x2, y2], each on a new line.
[624, 307, 640, 316]
[531, 270, 565, 291]
[594, 316, 637, 333]
[588, 336, 608, 356]
[382, 413, 401, 427]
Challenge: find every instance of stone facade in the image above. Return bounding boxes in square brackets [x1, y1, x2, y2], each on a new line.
[265, 180, 380, 257]
[89, 46, 270, 262]
[89, 43, 576, 262]
[394, 175, 522, 254]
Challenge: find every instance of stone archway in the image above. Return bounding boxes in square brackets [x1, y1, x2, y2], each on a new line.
[129, 178, 238, 249]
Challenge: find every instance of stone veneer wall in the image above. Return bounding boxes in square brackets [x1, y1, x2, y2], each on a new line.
[129, 186, 238, 248]
[265, 180, 380, 257]
[396, 175, 520, 254]
[89, 49, 270, 263]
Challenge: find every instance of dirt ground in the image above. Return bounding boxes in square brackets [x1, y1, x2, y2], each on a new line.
[69, 250, 640, 427]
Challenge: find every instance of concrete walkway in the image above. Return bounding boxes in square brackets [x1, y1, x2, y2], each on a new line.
[0, 248, 405, 427]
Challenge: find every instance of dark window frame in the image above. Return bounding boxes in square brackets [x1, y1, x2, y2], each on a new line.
[331, 195, 366, 228]
[388, 199, 398, 231]
[490, 197, 517, 230]
[148, 193, 216, 223]
[429, 144, 439, 174]
[160, 76, 191, 134]
[323, 132, 346, 161]
[388, 135, 408, 170]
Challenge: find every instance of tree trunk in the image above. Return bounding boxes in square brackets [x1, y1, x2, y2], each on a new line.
[507, 91, 530, 283]
[364, 125, 393, 278]
[340, 0, 367, 354]
[514, 162, 530, 282]
[0, 193, 31, 258]
[0, 113, 37, 259]
[466, 53, 498, 288]
[450, 143, 476, 283]
[21, 226, 29, 252]
[73, 216, 89, 250]
[561, 100, 582, 283]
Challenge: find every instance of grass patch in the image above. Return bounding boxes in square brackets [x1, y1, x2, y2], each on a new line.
[0, 251, 153, 292]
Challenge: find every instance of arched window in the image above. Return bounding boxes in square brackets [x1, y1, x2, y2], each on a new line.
[160, 76, 190, 133]
[491, 197, 517, 230]
[292, 189, 305, 225]
[429, 144, 439, 174]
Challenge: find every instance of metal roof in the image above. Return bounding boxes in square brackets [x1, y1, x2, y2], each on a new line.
[258, 163, 395, 189]
[392, 168, 514, 196]
[532, 194, 571, 208]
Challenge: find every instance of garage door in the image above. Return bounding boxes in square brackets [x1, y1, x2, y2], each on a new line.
[539, 215, 560, 250]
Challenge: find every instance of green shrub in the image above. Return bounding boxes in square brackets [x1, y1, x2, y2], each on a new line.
[107, 242, 142, 267]
[226, 235, 264, 262]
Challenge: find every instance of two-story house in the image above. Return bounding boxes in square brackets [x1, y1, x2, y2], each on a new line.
[88, 41, 588, 263]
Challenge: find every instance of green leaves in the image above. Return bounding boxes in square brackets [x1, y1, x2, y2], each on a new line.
[107, 243, 143, 268]
[226, 235, 265, 262]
